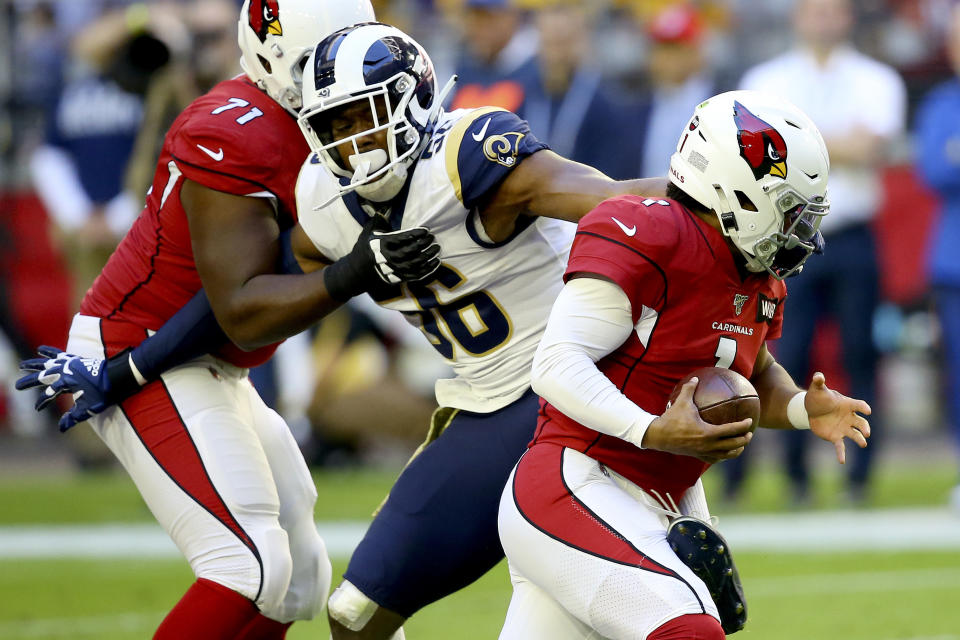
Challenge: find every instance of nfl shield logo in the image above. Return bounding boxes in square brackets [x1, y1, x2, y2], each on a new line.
[733, 294, 749, 316]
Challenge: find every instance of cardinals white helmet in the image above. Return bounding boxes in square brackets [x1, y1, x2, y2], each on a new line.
[668, 90, 830, 279]
[238, 0, 375, 114]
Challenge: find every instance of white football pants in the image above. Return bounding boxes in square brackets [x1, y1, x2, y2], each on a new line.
[498, 444, 719, 640]
[67, 314, 330, 622]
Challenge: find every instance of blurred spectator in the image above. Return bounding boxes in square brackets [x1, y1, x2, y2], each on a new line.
[725, 0, 906, 506]
[637, 3, 718, 178]
[914, 3, 960, 511]
[306, 298, 450, 467]
[447, 0, 538, 114]
[26, 5, 174, 465]
[126, 0, 239, 205]
[521, 1, 638, 179]
[29, 7, 175, 305]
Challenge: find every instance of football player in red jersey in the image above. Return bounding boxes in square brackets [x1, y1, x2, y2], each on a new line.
[13, 2, 441, 639]
[497, 91, 872, 639]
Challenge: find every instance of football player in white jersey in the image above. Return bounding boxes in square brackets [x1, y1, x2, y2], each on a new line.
[20, 22, 755, 640]
[287, 24, 756, 640]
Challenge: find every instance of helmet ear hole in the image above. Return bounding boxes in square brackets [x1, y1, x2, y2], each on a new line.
[257, 54, 272, 74]
[735, 190, 758, 212]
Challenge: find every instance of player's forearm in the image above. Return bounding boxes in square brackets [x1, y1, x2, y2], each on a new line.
[504, 151, 665, 224]
[530, 166, 668, 223]
[751, 358, 804, 430]
[131, 289, 226, 378]
[213, 271, 342, 350]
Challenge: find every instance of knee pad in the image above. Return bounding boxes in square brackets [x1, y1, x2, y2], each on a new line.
[281, 524, 332, 622]
[192, 525, 292, 617]
[327, 581, 380, 632]
[254, 527, 295, 617]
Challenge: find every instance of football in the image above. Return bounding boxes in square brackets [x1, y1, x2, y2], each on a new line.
[668, 367, 761, 432]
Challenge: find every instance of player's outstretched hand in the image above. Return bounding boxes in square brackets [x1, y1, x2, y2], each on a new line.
[324, 214, 441, 300]
[805, 371, 871, 464]
[643, 377, 754, 464]
[16, 345, 72, 410]
[16, 346, 116, 432]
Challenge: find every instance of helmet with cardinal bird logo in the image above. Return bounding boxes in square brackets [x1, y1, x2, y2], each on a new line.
[237, 0, 375, 114]
[668, 90, 830, 279]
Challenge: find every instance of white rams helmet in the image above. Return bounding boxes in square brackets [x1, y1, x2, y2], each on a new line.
[668, 90, 830, 279]
[299, 23, 444, 204]
[238, 0, 375, 114]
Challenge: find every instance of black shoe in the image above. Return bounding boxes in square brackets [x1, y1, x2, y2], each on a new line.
[667, 516, 747, 634]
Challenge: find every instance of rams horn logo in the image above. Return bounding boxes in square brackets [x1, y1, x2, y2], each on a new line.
[733, 101, 787, 180]
[249, 0, 282, 43]
[483, 132, 525, 168]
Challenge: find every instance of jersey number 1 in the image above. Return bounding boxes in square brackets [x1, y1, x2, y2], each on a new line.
[715, 336, 737, 368]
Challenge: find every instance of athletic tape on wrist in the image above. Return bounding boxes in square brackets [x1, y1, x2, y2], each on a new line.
[787, 391, 810, 430]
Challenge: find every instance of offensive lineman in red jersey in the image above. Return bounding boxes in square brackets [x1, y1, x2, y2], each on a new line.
[498, 91, 872, 639]
[14, 2, 434, 639]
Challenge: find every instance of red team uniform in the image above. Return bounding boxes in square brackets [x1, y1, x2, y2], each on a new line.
[81, 76, 305, 366]
[64, 75, 330, 632]
[500, 196, 785, 639]
[532, 195, 785, 501]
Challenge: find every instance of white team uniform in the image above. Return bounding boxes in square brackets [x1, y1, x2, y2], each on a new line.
[297, 106, 574, 413]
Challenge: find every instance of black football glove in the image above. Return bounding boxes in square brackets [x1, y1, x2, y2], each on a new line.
[667, 516, 747, 634]
[323, 215, 441, 301]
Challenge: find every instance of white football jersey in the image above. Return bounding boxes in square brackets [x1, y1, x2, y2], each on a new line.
[298, 107, 574, 412]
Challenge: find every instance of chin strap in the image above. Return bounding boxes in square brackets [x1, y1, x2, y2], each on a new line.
[428, 74, 458, 129]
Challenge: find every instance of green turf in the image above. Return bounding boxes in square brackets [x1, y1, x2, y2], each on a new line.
[2, 553, 959, 639]
[0, 467, 402, 524]
[1, 462, 958, 638]
[0, 459, 955, 524]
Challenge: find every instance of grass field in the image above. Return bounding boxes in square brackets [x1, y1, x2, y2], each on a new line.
[1, 457, 958, 639]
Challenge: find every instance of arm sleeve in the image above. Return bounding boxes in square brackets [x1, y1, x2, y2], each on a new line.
[531, 276, 657, 448]
[278, 228, 304, 275]
[128, 289, 227, 379]
[446, 108, 549, 210]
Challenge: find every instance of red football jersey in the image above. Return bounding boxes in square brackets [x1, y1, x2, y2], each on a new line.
[80, 76, 309, 367]
[533, 196, 788, 501]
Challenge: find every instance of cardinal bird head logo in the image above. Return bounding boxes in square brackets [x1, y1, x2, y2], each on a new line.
[733, 100, 787, 181]
[249, 0, 282, 43]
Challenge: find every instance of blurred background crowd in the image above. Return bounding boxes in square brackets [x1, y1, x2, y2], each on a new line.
[1, 0, 959, 510]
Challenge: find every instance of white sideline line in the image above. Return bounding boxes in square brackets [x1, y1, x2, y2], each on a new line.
[0, 507, 957, 559]
[0, 521, 367, 559]
[748, 567, 960, 596]
[718, 507, 960, 552]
